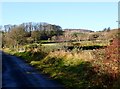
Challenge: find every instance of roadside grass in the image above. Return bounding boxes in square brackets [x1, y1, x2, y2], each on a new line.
[12, 48, 119, 89]
[2, 48, 17, 55]
[31, 55, 96, 89]
[30, 50, 119, 89]
[14, 51, 46, 62]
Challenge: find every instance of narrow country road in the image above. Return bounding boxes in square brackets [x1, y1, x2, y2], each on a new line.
[2, 51, 65, 89]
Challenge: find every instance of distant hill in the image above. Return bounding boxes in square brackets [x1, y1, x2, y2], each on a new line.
[61, 28, 118, 42]
[63, 29, 94, 33]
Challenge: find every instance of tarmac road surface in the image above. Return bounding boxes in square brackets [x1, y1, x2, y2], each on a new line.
[2, 51, 64, 89]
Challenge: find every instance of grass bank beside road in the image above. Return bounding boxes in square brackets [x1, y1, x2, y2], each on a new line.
[8, 48, 119, 89]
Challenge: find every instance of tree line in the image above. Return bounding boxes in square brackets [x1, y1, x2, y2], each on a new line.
[1, 22, 63, 49]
